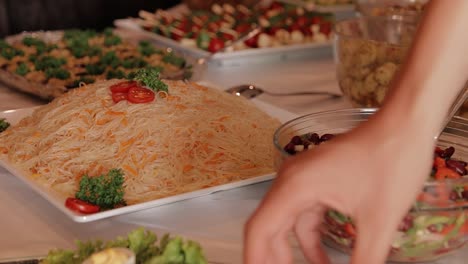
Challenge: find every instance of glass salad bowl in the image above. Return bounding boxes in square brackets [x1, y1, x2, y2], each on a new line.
[334, 16, 419, 107]
[273, 108, 468, 262]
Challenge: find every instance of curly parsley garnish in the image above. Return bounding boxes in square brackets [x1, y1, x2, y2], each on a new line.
[133, 67, 168, 93]
[75, 168, 125, 210]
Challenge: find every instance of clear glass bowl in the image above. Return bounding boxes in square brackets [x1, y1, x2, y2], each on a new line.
[355, 0, 428, 18]
[333, 16, 419, 107]
[273, 108, 468, 262]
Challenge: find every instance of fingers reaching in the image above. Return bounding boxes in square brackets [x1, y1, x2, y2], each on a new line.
[294, 208, 331, 264]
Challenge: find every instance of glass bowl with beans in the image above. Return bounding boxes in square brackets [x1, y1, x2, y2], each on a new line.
[273, 108, 468, 262]
[333, 16, 419, 107]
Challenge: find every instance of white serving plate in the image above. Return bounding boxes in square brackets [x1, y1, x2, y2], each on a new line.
[0, 93, 297, 223]
[114, 18, 334, 67]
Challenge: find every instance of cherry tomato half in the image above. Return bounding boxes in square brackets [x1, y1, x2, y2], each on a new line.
[127, 86, 155, 104]
[112, 92, 128, 103]
[65, 197, 100, 214]
[208, 38, 225, 53]
[109, 81, 138, 93]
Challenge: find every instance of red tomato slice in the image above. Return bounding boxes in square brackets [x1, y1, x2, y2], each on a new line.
[65, 197, 100, 214]
[208, 38, 225, 53]
[127, 86, 155, 104]
[112, 92, 128, 103]
[110, 81, 138, 93]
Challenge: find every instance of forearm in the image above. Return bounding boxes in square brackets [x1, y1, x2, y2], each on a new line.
[379, 0, 468, 137]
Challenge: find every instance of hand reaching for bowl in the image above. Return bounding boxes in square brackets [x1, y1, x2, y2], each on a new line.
[244, 1, 468, 263]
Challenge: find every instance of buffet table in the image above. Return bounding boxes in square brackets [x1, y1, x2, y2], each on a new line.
[0, 56, 466, 264]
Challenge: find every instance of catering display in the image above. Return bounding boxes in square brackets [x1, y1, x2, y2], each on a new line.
[274, 108, 468, 262]
[115, 1, 335, 63]
[0, 29, 192, 100]
[41, 228, 207, 264]
[0, 71, 282, 221]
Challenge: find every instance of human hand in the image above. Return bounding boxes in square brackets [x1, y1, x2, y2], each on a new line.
[244, 114, 437, 264]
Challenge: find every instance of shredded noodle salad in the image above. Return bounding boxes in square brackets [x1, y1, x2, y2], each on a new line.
[0, 80, 280, 204]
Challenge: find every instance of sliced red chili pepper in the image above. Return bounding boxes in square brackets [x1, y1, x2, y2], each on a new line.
[344, 223, 356, 237]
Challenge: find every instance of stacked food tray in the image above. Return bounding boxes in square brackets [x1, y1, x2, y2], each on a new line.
[115, 1, 356, 66]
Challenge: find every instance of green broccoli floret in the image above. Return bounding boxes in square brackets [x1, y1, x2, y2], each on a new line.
[133, 67, 168, 93]
[15, 62, 30, 76]
[75, 168, 126, 210]
[0, 118, 10, 133]
[45, 68, 71, 80]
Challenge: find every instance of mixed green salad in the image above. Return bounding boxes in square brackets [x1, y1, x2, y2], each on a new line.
[41, 228, 207, 264]
[284, 132, 468, 262]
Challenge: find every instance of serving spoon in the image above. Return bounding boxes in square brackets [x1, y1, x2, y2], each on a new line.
[225, 84, 342, 99]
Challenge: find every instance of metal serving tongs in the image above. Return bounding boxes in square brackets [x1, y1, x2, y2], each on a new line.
[437, 82, 468, 139]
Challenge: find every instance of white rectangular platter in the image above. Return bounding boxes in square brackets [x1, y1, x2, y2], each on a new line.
[0, 94, 297, 223]
[114, 18, 334, 67]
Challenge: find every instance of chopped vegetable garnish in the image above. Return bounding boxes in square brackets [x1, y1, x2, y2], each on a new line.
[75, 168, 125, 210]
[40, 228, 208, 264]
[162, 53, 186, 68]
[45, 68, 70, 80]
[85, 63, 106, 75]
[34, 56, 66, 71]
[133, 67, 168, 93]
[0, 118, 10, 133]
[15, 62, 29, 76]
[104, 35, 122, 47]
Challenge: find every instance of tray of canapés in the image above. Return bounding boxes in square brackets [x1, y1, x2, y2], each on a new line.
[0, 28, 195, 100]
[114, 1, 335, 64]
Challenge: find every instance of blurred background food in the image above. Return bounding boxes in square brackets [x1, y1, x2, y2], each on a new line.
[356, 0, 428, 17]
[0, 0, 180, 38]
[334, 15, 418, 107]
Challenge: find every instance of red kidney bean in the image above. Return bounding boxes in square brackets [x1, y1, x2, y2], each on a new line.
[428, 224, 439, 233]
[462, 190, 468, 200]
[320, 133, 335, 142]
[449, 191, 461, 201]
[284, 142, 296, 155]
[308, 133, 320, 145]
[446, 159, 467, 175]
[398, 215, 413, 232]
[291, 135, 303, 145]
[441, 146, 455, 158]
[435, 147, 444, 157]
